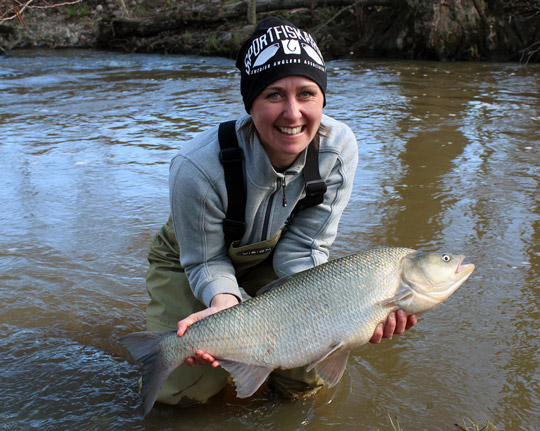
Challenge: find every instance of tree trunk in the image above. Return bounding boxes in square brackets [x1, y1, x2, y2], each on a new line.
[247, 0, 256, 25]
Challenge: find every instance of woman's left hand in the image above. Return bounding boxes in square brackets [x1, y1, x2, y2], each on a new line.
[177, 293, 239, 367]
[369, 309, 417, 344]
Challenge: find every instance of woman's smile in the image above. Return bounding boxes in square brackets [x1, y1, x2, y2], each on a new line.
[278, 125, 304, 135]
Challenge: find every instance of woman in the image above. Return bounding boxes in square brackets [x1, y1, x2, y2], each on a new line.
[145, 17, 416, 407]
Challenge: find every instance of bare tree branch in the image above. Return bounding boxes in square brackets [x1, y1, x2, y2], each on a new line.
[519, 40, 540, 64]
[313, 0, 391, 33]
[0, 0, 82, 24]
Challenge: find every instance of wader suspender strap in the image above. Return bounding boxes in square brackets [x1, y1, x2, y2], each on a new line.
[294, 142, 327, 212]
[218, 120, 327, 245]
[219, 120, 246, 246]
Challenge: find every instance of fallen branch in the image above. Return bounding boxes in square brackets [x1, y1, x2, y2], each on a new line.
[251, 0, 393, 11]
[96, 0, 395, 40]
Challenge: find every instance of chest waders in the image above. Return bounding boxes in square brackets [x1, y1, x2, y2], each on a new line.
[145, 121, 327, 406]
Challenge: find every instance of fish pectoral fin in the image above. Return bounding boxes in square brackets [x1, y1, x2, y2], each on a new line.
[219, 360, 273, 398]
[307, 342, 349, 387]
[379, 290, 414, 308]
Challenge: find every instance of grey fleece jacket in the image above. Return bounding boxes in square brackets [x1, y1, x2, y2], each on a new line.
[169, 113, 358, 307]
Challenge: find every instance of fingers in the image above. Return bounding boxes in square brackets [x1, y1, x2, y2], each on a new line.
[383, 311, 397, 338]
[369, 322, 384, 344]
[395, 310, 417, 332]
[177, 320, 190, 337]
[195, 350, 212, 364]
[394, 309, 407, 334]
[369, 310, 418, 344]
[195, 350, 220, 367]
[406, 314, 418, 330]
[177, 309, 210, 337]
[185, 350, 220, 368]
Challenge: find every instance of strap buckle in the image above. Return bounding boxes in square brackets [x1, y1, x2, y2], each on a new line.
[305, 180, 327, 197]
[220, 147, 244, 164]
[223, 218, 246, 243]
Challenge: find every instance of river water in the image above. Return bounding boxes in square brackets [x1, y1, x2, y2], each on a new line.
[1, 49, 538, 431]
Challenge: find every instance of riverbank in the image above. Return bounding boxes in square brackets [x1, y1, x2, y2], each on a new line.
[1, 0, 539, 63]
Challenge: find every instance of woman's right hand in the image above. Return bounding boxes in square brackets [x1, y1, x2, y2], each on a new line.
[177, 293, 239, 368]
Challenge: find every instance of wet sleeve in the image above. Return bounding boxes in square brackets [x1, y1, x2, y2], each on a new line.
[273, 123, 358, 275]
[169, 154, 242, 307]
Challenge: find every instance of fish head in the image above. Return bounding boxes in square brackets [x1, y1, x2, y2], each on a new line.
[399, 251, 475, 313]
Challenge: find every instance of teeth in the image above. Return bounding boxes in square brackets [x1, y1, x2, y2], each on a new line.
[279, 126, 303, 135]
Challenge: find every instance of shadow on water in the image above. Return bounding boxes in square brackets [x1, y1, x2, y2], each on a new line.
[382, 125, 470, 248]
[1, 50, 539, 430]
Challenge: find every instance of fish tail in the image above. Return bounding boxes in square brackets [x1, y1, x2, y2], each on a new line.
[120, 330, 184, 416]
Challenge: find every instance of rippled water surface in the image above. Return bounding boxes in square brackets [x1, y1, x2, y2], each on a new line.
[1, 50, 538, 430]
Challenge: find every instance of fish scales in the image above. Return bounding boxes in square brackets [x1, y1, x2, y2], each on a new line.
[120, 246, 475, 415]
[177, 247, 413, 368]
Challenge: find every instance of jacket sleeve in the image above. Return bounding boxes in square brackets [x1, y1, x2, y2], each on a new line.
[169, 143, 242, 307]
[272, 120, 358, 276]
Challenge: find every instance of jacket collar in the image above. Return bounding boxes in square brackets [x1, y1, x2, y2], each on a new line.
[237, 115, 307, 189]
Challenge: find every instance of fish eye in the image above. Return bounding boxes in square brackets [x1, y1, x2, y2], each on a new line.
[441, 254, 452, 262]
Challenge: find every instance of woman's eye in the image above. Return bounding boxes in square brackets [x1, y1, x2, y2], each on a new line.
[267, 92, 281, 99]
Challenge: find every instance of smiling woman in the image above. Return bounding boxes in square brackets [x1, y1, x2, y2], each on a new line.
[130, 16, 416, 414]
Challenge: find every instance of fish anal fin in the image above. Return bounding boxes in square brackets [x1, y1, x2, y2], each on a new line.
[219, 360, 273, 398]
[307, 342, 350, 387]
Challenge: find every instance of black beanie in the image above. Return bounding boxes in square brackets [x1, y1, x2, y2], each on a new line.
[236, 17, 327, 113]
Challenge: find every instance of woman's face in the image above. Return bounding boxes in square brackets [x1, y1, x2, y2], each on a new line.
[250, 75, 324, 171]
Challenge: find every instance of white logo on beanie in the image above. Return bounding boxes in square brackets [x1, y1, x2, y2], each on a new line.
[252, 43, 280, 68]
[282, 39, 300, 54]
[244, 24, 325, 75]
[301, 43, 324, 66]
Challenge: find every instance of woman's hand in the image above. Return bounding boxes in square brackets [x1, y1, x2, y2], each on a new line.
[369, 309, 417, 344]
[177, 293, 239, 367]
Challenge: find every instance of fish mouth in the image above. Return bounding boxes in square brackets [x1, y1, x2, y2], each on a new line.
[455, 256, 475, 278]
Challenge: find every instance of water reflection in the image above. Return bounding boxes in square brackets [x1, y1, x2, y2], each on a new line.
[0, 50, 539, 430]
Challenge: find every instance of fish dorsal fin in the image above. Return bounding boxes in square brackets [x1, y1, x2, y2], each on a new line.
[219, 360, 273, 398]
[306, 342, 349, 387]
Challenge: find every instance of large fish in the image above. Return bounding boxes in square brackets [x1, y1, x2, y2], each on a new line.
[120, 247, 474, 415]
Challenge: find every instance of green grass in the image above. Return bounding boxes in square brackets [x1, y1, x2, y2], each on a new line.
[67, 4, 90, 17]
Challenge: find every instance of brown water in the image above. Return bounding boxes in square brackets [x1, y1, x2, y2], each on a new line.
[1, 50, 538, 431]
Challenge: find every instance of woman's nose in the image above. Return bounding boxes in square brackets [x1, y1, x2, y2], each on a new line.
[282, 97, 302, 120]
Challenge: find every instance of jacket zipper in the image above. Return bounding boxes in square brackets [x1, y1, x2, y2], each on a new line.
[281, 176, 287, 207]
[261, 176, 289, 239]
